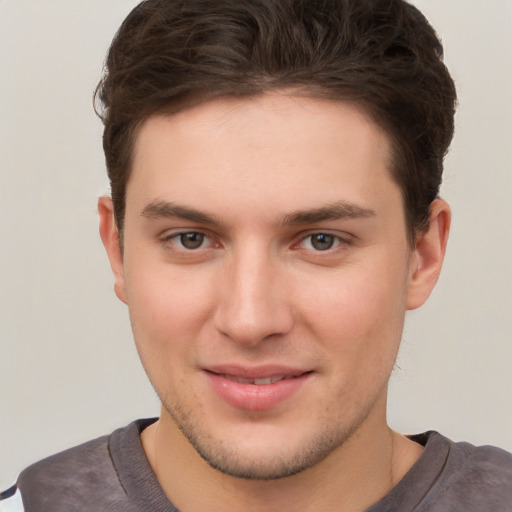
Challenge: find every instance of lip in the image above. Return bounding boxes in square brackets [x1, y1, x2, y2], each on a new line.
[203, 365, 312, 411]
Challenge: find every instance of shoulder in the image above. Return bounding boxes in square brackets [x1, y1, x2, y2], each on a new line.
[0, 436, 111, 512]
[371, 432, 512, 512]
[1, 420, 155, 512]
[420, 432, 512, 510]
[446, 436, 512, 493]
[15, 434, 125, 512]
[440, 433, 512, 481]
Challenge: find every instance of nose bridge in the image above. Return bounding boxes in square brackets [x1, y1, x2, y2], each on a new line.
[214, 241, 292, 345]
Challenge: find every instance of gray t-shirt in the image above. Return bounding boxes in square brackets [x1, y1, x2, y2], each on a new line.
[2, 418, 511, 511]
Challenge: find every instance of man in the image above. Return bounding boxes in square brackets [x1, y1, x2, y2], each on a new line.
[1, 0, 511, 510]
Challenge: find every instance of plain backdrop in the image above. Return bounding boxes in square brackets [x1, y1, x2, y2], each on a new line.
[1, 0, 511, 488]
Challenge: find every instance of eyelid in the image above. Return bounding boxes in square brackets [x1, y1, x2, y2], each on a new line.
[158, 227, 352, 252]
[294, 230, 352, 251]
[160, 229, 219, 250]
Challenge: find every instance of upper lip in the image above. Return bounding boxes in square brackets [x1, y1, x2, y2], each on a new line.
[204, 364, 311, 380]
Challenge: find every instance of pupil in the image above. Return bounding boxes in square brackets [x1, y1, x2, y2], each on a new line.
[312, 234, 334, 250]
[181, 232, 204, 249]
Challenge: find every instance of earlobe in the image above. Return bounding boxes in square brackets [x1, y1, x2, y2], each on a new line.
[98, 197, 128, 304]
[406, 199, 451, 310]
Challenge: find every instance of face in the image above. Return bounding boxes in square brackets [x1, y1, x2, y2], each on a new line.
[101, 93, 441, 480]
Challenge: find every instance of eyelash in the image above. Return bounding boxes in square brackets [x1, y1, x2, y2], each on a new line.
[160, 230, 349, 253]
[161, 231, 216, 251]
[295, 232, 346, 252]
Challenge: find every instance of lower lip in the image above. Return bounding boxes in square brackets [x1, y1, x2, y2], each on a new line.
[205, 372, 311, 411]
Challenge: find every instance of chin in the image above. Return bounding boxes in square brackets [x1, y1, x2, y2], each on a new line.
[164, 399, 357, 481]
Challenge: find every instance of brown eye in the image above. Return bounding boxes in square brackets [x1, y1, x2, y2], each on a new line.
[180, 232, 205, 249]
[310, 234, 335, 251]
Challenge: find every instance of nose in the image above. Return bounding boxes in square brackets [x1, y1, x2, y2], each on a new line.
[213, 247, 294, 346]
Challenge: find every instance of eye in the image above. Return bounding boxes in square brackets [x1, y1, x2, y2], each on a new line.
[163, 231, 210, 250]
[179, 232, 206, 249]
[299, 233, 343, 251]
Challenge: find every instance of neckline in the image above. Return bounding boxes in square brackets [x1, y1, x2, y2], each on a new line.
[109, 418, 180, 512]
[365, 431, 450, 511]
[110, 420, 449, 512]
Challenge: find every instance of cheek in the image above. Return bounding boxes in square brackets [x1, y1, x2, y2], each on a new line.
[123, 258, 216, 359]
[300, 270, 407, 408]
[297, 259, 409, 360]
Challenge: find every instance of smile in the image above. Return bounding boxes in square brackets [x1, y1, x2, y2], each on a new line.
[204, 368, 312, 411]
[219, 374, 299, 385]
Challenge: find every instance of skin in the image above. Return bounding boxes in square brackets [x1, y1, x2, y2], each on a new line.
[99, 92, 450, 512]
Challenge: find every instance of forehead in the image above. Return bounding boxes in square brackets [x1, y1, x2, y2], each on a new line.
[127, 93, 400, 224]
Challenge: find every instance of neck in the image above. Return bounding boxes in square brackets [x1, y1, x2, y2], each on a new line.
[141, 403, 422, 512]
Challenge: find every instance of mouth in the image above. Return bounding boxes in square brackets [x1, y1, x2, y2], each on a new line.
[216, 373, 304, 385]
[203, 366, 313, 411]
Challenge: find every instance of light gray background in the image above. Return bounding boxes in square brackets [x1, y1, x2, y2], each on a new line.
[1, 0, 511, 488]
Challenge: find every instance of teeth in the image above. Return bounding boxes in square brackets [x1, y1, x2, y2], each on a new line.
[222, 374, 293, 385]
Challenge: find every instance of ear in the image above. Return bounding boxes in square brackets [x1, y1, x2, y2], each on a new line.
[98, 197, 128, 304]
[406, 199, 451, 310]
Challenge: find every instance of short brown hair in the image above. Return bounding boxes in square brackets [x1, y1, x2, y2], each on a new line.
[95, 0, 457, 239]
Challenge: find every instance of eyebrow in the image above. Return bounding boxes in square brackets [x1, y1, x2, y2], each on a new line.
[140, 200, 376, 226]
[280, 202, 376, 225]
[140, 201, 221, 225]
